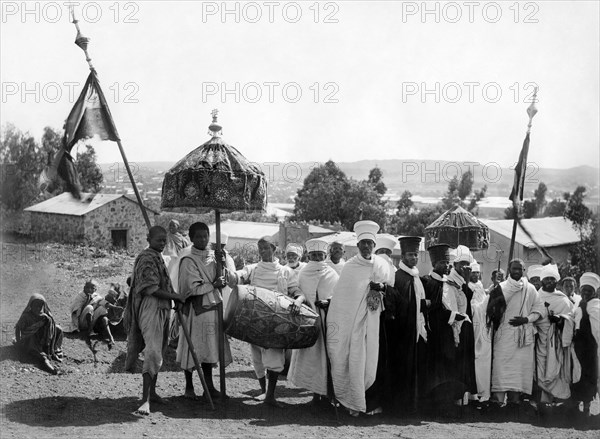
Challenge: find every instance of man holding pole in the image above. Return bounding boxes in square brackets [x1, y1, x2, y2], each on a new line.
[125, 226, 190, 415]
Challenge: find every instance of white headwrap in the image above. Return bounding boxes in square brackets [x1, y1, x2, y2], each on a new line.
[540, 264, 560, 281]
[580, 272, 600, 291]
[354, 220, 380, 243]
[527, 264, 543, 279]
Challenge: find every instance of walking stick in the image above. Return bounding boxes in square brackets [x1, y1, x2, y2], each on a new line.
[177, 308, 215, 410]
[316, 291, 341, 423]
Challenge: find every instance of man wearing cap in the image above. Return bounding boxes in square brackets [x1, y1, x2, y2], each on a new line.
[288, 238, 339, 402]
[327, 220, 391, 416]
[560, 277, 581, 307]
[469, 262, 486, 307]
[486, 258, 544, 412]
[388, 236, 428, 415]
[527, 264, 543, 291]
[571, 272, 600, 417]
[421, 244, 467, 414]
[229, 235, 305, 407]
[326, 241, 346, 276]
[375, 234, 398, 288]
[534, 264, 575, 410]
[285, 243, 306, 272]
[485, 269, 505, 295]
[442, 245, 477, 407]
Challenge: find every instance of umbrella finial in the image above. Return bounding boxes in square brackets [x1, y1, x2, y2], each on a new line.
[526, 87, 538, 134]
[209, 109, 222, 137]
[70, 5, 94, 70]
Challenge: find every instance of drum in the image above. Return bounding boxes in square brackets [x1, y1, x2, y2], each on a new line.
[224, 285, 320, 349]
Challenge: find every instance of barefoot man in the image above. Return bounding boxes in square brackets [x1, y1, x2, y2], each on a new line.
[125, 226, 189, 415]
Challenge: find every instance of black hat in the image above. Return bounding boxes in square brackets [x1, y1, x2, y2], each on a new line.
[399, 236, 421, 253]
[427, 244, 451, 264]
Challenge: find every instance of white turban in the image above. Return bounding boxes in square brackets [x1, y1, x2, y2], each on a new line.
[540, 264, 560, 281]
[354, 220, 380, 243]
[470, 261, 481, 272]
[285, 243, 304, 256]
[305, 238, 328, 254]
[376, 234, 397, 252]
[527, 264, 543, 279]
[580, 272, 600, 291]
[453, 245, 474, 263]
[210, 232, 229, 245]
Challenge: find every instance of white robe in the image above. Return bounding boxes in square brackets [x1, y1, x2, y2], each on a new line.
[492, 277, 543, 394]
[535, 290, 574, 400]
[326, 254, 389, 413]
[288, 261, 339, 395]
[472, 295, 492, 399]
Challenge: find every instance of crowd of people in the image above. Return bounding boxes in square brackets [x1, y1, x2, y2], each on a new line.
[13, 219, 600, 424]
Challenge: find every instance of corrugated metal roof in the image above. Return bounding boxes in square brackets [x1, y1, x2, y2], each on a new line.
[208, 220, 279, 240]
[482, 217, 580, 248]
[24, 192, 159, 216]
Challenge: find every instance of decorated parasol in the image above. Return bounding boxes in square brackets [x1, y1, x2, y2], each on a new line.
[161, 110, 267, 398]
[424, 205, 489, 250]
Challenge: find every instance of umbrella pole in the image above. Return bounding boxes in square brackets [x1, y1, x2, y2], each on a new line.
[177, 309, 215, 410]
[215, 209, 227, 398]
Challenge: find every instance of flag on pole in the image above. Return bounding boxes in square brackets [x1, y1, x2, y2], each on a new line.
[508, 132, 530, 202]
[41, 69, 119, 199]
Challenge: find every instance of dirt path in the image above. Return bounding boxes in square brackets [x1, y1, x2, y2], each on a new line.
[1, 242, 598, 438]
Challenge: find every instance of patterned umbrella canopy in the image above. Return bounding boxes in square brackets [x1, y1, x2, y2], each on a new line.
[161, 111, 267, 213]
[424, 205, 489, 250]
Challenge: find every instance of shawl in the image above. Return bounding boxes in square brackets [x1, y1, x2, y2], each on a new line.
[398, 261, 427, 342]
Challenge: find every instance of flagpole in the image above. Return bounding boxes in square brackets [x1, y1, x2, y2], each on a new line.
[70, 8, 151, 230]
[507, 88, 538, 268]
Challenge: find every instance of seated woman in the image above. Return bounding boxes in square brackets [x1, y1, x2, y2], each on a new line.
[14, 294, 63, 374]
[70, 280, 116, 349]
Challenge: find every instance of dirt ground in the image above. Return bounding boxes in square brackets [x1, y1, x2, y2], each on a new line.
[1, 240, 598, 438]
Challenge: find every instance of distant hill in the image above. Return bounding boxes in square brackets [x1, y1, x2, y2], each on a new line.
[99, 160, 599, 203]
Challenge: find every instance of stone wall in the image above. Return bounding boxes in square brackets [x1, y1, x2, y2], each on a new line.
[83, 197, 156, 251]
[29, 212, 85, 243]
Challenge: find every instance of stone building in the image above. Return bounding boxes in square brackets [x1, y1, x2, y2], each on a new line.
[24, 192, 159, 250]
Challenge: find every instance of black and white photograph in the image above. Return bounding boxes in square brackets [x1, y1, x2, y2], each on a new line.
[1, 1, 599, 437]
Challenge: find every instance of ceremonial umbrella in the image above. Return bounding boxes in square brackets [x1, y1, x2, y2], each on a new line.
[424, 205, 489, 250]
[161, 111, 267, 398]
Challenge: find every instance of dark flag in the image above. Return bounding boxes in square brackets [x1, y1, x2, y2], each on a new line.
[40, 69, 119, 199]
[508, 132, 530, 202]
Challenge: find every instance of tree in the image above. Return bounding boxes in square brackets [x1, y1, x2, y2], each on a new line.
[397, 190, 414, 214]
[76, 144, 104, 193]
[441, 170, 486, 212]
[340, 179, 387, 231]
[294, 160, 348, 224]
[442, 176, 461, 210]
[467, 185, 487, 214]
[564, 186, 592, 233]
[458, 170, 474, 201]
[543, 198, 566, 217]
[394, 205, 444, 236]
[533, 182, 547, 216]
[367, 166, 387, 196]
[0, 123, 45, 210]
[504, 199, 536, 220]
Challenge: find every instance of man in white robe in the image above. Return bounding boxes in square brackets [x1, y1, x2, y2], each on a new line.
[326, 241, 346, 276]
[327, 220, 390, 416]
[229, 235, 305, 407]
[288, 238, 339, 401]
[174, 222, 232, 400]
[534, 264, 574, 407]
[375, 234, 397, 287]
[487, 259, 544, 409]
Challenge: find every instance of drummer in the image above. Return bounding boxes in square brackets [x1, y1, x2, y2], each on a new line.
[229, 235, 306, 407]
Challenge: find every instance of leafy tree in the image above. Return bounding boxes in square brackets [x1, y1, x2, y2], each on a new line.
[442, 176, 461, 210]
[504, 199, 537, 220]
[397, 190, 414, 214]
[367, 166, 387, 196]
[395, 205, 445, 236]
[533, 182, 547, 216]
[0, 123, 45, 210]
[543, 198, 566, 217]
[467, 185, 487, 214]
[564, 186, 592, 233]
[76, 145, 104, 193]
[458, 170, 474, 201]
[294, 160, 348, 224]
[340, 179, 387, 231]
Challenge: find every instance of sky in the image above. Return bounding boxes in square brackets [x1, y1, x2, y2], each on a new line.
[1, 1, 599, 173]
